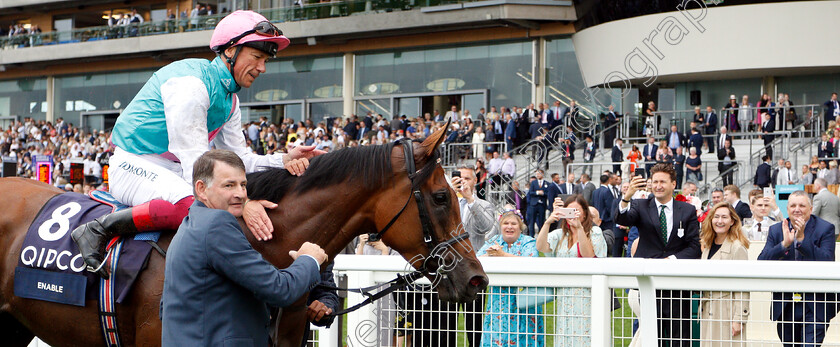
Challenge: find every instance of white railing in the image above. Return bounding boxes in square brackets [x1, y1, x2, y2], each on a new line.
[325, 252, 840, 346]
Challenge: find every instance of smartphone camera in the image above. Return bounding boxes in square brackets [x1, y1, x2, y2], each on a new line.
[634, 168, 646, 178]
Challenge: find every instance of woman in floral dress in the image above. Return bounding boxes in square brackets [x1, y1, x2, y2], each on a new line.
[478, 210, 545, 347]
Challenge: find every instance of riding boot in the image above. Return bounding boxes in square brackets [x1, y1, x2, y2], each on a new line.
[70, 208, 138, 278]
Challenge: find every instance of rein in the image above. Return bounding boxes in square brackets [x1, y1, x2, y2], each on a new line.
[319, 138, 468, 317]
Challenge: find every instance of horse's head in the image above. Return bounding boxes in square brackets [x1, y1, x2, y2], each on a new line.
[375, 123, 489, 303]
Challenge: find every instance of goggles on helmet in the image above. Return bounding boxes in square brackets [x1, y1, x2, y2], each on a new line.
[222, 21, 282, 50]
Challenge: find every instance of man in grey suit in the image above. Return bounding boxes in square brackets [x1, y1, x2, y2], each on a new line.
[811, 178, 840, 236]
[450, 164, 496, 346]
[451, 165, 498, 251]
[580, 173, 597, 204]
[161, 150, 327, 346]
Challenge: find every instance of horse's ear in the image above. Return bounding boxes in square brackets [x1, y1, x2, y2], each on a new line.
[419, 119, 449, 158]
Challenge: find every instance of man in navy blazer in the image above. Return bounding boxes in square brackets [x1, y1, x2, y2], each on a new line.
[758, 191, 837, 346]
[611, 138, 624, 177]
[754, 155, 773, 188]
[526, 169, 549, 237]
[615, 163, 701, 345]
[592, 174, 617, 241]
[161, 150, 327, 347]
[818, 133, 833, 162]
[642, 136, 658, 177]
[824, 93, 839, 130]
[704, 106, 717, 154]
[504, 114, 516, 155]
[546, 173, 562, 213]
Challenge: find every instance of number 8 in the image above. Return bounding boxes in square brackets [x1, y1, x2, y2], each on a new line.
[39, 202, 82, 242]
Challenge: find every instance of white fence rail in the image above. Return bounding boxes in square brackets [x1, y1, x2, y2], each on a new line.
[323, 253, 840, 346]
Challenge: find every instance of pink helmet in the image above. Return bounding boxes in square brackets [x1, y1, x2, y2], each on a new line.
[209, 10, 290, 56]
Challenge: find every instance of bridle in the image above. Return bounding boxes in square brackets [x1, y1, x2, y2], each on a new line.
[320, 138, 469, 316]
[368, 138, 469, 260]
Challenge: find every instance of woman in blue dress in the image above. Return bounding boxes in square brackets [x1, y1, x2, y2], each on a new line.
[477, 210, 545, 347]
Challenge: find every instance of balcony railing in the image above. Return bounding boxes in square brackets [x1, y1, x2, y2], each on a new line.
[0, 0, 488, 50]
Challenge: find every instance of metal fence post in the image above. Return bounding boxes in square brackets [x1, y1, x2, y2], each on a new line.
[590, 275, 611, 346]
[637, 275, 658, 345]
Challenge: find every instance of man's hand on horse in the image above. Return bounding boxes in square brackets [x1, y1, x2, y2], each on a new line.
[289, 241, 328, 265]
[243, 199, 278, 241]
[306, 300, 332, 322]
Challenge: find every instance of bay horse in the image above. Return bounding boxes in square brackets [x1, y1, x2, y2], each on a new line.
[0, 126, 489, 346]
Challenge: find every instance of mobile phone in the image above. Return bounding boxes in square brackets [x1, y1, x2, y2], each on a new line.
[451, 170, 461, 178]
[634, 168, 646, 178]
[763, 187, 773, 198]
[556, 208, 576, 219]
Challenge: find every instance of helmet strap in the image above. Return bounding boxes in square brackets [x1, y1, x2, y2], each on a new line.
[221, 45, 244, 87]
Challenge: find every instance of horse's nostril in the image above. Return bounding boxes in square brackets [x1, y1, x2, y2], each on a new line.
[469, 275, 487, 288]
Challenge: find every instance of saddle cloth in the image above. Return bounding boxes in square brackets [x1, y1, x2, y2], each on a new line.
[14, 191, 159, 306]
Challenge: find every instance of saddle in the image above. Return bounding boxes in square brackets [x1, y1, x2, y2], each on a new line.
[14, 190, 165, 346]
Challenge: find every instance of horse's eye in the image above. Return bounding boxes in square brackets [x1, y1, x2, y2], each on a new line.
[432, 193, 447, 205]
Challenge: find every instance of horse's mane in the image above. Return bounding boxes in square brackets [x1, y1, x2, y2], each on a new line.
[246, 140, 440, 203]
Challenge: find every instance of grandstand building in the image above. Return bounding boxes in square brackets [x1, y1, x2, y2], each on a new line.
[0, 0, 838, 132]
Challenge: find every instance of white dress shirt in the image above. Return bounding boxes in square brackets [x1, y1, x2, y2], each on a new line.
[487, 157, 503, 175]
[655, 198, 675, 242]
[500, 158, 515, 176]
[619, 197, 674, 242]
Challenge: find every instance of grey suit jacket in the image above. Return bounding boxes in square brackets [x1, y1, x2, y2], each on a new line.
[582, 181, 596, 204]
[461, 197, 498, 251]
[161, 201, 321, 346]
[812, 189, 840, 235]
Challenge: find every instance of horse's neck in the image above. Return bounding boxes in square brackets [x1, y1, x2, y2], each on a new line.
[256, 188, 376, 266]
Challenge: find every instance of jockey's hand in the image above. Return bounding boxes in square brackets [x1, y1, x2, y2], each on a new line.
[307, 300, 332, 322]
[244, 199, 277, 241]
[285, 158, 309, 176]
[286, 144, 326, 161]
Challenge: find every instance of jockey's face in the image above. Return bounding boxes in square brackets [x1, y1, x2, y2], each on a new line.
[196, 161, 248, 217]
[227, 46, 270, 88]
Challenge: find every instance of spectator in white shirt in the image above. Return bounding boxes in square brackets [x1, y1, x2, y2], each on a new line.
[747, 189, 782, 241]
[500, 151, 515, 177]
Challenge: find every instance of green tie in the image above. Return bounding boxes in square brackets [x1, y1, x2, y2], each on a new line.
[659, 205, 668, 243]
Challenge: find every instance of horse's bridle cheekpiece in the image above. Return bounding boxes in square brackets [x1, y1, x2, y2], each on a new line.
[321, 138, 469, 317]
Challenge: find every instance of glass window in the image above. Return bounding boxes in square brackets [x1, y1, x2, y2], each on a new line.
[54, 70, 155, 126]
[776, 73, 840, 107]
[237, 55, 343, 103]
[0, 78, 48, 121]
[309, 101, 342, 125]
[355, 41, 532, 108]
[397, 98, 420, 118]
[545, 37, 614, 116]
[356, 99, 391, 118]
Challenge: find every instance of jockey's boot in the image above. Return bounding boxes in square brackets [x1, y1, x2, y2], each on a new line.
[71, 208, 138, 278]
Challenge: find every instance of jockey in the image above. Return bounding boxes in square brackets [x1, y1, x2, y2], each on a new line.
[71, 10, 321, 277]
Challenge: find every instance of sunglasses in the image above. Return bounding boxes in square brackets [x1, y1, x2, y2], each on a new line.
[224, 21, 282, 49]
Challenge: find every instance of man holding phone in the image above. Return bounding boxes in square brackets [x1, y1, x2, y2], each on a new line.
[616, 163, 700, 345]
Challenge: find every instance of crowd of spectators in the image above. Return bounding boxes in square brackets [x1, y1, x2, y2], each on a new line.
[1, 117, 110, 194]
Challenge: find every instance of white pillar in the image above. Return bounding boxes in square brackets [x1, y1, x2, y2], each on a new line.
[535, 37, 547, 105]
[343, 52, 355, 118]
[45, 76, 55, 123]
